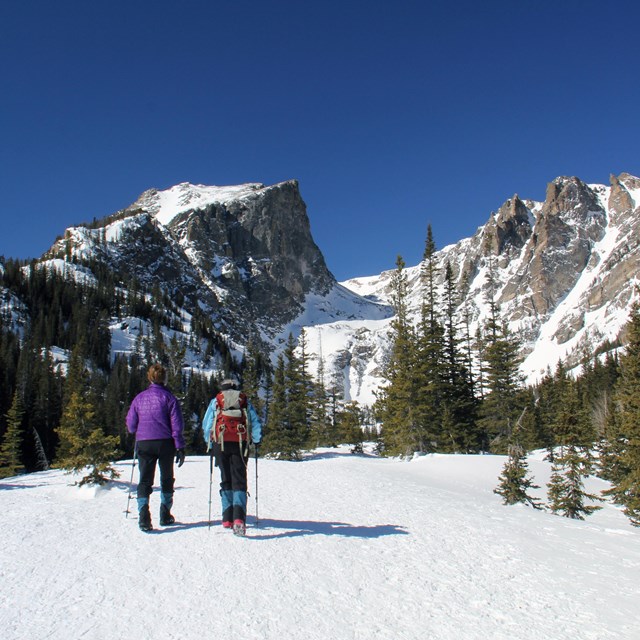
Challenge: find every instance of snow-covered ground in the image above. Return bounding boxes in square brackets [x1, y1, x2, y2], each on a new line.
[1, 447, 638, 640]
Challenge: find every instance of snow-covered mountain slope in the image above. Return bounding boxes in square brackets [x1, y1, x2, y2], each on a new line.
[1, 448, 637, 640]
[34, 179, 393, 392]
[341, 173, 640, 391]
[10, 172, 639, 404]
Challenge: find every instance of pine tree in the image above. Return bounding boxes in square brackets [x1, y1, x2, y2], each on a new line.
[440, 261, 478, 452]
[494, 408, 542, 508]
[337, 402, 364, 453]
[547, 444, 602, 519]
[263, 354, 298, 459]
[284, 333, 311, 452]
[308, 350, 330, 447]
[55, 390, 121, 486]
[413, 227, 446, 452]
[547, 375, 601, 519]
[55, 342, 120, 485]
[478, 321, 524, 453]
[326, 361, 345, 447]
[241, 337, 265, 418]
[495, 443, 542, 509]
[376, 256, 417, 456]
[0, 391, 25, 478]
[604, 303, 640, 525]
[599, 398, 626, 484]
[166, 334, 186, 394]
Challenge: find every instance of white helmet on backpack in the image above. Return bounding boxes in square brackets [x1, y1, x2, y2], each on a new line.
[220, 377, 240, 391]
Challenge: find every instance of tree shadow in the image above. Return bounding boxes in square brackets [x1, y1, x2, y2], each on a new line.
[245, 518, 409, 540]
[300, 449, 379, 462]
[0, 481, 49, 491]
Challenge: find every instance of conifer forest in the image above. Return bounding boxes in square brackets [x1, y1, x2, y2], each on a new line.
[1, 250, 640, 527]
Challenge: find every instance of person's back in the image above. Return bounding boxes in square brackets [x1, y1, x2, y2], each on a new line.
[128, 383, 181, 443]
[126, 364, 186, 531]
[202, 377, 262, 535]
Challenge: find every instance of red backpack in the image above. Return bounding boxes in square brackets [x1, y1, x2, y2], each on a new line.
[214, 389, 248, 444]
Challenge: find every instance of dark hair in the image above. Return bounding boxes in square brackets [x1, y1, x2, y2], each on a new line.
[147, 363, 167, 385]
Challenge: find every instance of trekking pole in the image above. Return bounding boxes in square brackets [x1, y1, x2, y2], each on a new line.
[254, 447, 259, 527]
[125, 443, 138, 518]
[208, 451, 214, 530]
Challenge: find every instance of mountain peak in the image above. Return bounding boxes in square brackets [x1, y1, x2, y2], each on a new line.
[131, 182, 268, 225]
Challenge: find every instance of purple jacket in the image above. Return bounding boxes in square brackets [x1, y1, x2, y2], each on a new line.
[126, 383, 186, 449]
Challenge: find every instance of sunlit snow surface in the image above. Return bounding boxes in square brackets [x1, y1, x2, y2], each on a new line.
[1, 446, 638, 640]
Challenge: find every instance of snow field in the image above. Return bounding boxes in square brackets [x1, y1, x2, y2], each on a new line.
[1, 448, 638, 640]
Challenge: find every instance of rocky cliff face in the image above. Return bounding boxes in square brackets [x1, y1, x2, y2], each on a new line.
[44, 180, 338, 344]
[341, 172, 640, 395]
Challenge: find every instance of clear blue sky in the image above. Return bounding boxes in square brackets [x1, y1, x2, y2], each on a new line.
[1, 1, 638, 281]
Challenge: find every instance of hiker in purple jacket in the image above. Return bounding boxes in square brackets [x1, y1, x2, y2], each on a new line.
[126, 363, 186, 532]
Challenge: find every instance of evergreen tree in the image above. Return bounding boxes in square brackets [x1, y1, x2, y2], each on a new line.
[478, 321, 524, 453]
[55, 390, 121, 486]
[0, 391, 25, 478]
[284, 333, 311, 452]
[31, 350, 63, 465]
[55, 342, 120, 485]
[495, 443, 542, 509]
[376, 256, 417, 456]
[552, 365, 596, 450]
[308, 351, 330, 447]
[598, 397, 626, 485]
[440, 261, 478, 452]
[547, 374, 601, 519]
[494, 408, 542, 509]
[263, 354, 298, 458]
[241, 337, 265, 418]
[166, 333, 187, 394]
[337, 402, 364, 453]
[517, 389, 548, 452]
[325, 361, 345, 447]
[604, 303, 640, 525]
[547, 444, 602, 519]
[412, 227, 446, 452]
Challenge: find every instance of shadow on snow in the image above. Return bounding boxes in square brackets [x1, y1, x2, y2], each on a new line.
[128, 517, 408, 539]
[245, 518, 408, 540]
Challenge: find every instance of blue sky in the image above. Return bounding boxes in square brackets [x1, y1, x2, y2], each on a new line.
[1, 1, 638, 281]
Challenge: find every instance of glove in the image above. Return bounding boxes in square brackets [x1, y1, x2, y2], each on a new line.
[175, 449, 185, 467]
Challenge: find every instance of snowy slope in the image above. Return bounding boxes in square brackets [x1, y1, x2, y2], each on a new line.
[2, 448, 638, 640]
[339, 175, 640, 392]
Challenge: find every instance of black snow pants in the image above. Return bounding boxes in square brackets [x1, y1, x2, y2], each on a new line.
[136, 438, 176, 499]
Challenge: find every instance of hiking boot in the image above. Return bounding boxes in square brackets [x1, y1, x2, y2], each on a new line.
[159, 503, 175, 526]
[222, 520, 233, 529]
[232, 519, 246, 536]
[139, 504, 153, 532]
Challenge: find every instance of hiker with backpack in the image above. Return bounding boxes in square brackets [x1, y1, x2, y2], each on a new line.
[202, 377, 262, 536]
[126, 363, 186, 532]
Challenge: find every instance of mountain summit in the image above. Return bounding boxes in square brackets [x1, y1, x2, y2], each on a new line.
[41, 179, 391, 353]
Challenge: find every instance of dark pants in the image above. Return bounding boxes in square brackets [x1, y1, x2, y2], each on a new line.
[212, 442, 249, 523]
[136, 439, 175, 499]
